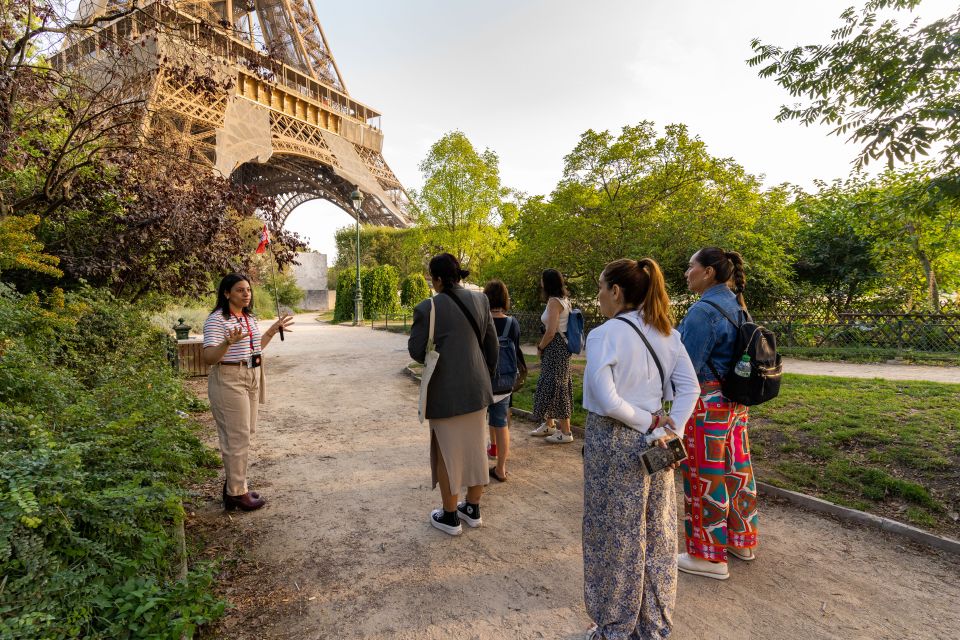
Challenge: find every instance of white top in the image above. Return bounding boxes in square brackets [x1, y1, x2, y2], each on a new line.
[582, 311, 699, 437]
[203, 311, 263, 361]
[541, 297, 570, 332]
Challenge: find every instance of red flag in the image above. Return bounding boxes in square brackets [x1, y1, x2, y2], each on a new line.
[255, 224, 270, 254]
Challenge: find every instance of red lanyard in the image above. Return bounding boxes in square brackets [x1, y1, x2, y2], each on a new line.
[232, 313, 256, 351]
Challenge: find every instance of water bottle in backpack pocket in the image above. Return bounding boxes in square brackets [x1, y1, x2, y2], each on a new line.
[702, 300, 782, 406]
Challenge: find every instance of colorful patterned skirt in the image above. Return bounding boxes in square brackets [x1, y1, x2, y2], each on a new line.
[679, 382, 758, 562]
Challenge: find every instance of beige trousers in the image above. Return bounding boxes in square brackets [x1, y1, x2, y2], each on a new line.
[208, 363, 261, 496]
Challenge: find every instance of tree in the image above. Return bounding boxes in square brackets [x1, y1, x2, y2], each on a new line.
[792, 185, 883, 311]
[496, 123, 797, 311]
[413, 131, 511, 275]
[749, 1, 960, 173]
[861, 166, 960, 309]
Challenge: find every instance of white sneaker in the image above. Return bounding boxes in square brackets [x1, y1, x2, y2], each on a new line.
[530, 422, 556, 437]
[584, 624, 600, 640]
[545, 431, 574, 444]
[678, 552, 728, 580]
[430, 508, 462, 536]
[727, 546, 755, 561]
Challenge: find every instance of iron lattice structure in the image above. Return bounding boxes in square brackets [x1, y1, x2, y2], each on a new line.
[58, 0, 412, 226]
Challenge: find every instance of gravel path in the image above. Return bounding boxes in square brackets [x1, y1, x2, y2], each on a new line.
[199, 316, 960, 639]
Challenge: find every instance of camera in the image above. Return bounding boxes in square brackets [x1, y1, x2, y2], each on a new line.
[248, 353, 262, 368]
[639, 436, 687, 476]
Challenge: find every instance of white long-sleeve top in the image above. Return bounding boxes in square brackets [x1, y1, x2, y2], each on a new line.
[582, 311, 700, 437]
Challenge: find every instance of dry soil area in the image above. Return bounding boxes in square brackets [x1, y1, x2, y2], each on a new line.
[188, 315, 960, 639]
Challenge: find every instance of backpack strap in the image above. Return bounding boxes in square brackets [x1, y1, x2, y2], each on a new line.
[614, 316, 665, 400]
[441, 290, 484, 352]
[700, 299, 752, 327]
[499, 316, 512, 339]
[698, 299, 750, 382]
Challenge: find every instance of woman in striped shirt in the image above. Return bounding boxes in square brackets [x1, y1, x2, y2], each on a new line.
[203, 273, 294, 511]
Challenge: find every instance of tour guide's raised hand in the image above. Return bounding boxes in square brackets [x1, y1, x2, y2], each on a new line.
[263, 314, 295, 347]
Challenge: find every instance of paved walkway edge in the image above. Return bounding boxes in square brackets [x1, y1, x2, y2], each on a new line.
[405, 367, 960, 556]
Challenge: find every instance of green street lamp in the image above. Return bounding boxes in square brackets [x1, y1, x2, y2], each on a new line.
[350, 187, 364, 326]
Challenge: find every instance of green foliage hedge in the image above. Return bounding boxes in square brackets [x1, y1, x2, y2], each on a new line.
[333, 267, 361, 323]
[400, 274, 431, 308]
[0, 285, 224, 638]
[362, 264, 400, 319]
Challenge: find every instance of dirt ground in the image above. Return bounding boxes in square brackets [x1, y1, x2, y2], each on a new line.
[187, 315, 960, 640]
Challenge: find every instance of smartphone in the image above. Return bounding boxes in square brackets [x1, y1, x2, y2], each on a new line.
[639, 436, 687, 476]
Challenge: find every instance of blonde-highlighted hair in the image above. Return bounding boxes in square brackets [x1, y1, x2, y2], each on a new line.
[602, 258, 673, 336]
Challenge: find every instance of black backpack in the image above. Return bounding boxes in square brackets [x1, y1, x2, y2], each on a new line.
[701, 300, 782, 406]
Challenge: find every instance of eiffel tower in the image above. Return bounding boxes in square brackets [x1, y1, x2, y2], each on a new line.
[58, 0, 412, 227]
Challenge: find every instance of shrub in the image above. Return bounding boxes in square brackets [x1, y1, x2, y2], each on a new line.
[0, 285, 224, 638]
[362, 264, 400, 319]
[400, 273, 431, 308]
[333, 267, 362, 323]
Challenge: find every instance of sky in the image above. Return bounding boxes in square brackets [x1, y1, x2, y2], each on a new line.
[284, 0, 957, 260]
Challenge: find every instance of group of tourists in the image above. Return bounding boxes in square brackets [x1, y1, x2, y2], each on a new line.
[407, 248, 759, 640]
[199, 245, 760, 640]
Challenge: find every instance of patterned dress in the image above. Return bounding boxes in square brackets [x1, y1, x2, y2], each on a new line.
[679, 382, 758, 561]
[532, 333, 572, 421]
[583, 413, 677, 639]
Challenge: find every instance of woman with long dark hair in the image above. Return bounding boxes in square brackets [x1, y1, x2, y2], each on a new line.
[408, 254, 499, 535]
[530, 269, 574, 444]
[202, 273, 294, 511]
[677, 247, 758, 580]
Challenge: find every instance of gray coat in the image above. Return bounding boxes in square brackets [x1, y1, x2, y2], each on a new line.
[408, 285, 499, 420]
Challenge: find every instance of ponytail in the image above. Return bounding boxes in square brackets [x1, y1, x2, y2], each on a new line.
[637, 258, 673, 336]
[694, 246, 748, 311]
[601, 257, 674, 336]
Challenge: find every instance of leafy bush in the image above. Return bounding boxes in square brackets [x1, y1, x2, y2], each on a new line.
[0, 285, 224, 638]
[400, 274, 431, 308]
[362, 264, 400, 319]
[333, 267, 363, 323]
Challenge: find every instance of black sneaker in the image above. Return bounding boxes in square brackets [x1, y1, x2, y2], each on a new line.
[430, 508, 462, 536]
[456, 501, 482, 528]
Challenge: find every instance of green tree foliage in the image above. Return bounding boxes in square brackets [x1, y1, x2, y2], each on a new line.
[749, 1, 960, 174]
[413, 131, 512, 275]
[494, 123, 797, 311]
[333, 267, 357, 323]
[362, 264, 400, 319]
[400, 273, 431, 308]
[0, 214, 61, 278]
[333, 225, 424, 277]
[0, 286, 224, 638]
[792, 185, 882, 311]
[792, 166, 960, 310]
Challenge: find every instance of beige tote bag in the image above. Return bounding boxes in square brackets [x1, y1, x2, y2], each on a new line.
[418, 297, 439, 424]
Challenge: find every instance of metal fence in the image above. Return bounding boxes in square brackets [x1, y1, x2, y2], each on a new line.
[511, 307, 960, 356]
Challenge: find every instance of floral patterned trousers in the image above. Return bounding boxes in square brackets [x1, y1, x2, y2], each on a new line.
[583, 413, 677, 640]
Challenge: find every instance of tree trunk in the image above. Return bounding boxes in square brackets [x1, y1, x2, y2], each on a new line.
[917, 252, 940, 311]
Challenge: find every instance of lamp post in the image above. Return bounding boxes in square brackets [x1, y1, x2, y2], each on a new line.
[350, 188, 364, 326]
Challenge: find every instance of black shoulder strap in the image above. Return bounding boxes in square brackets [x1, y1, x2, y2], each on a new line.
[442, 290, 484, 351]
[701, 299, 751, 327]
[614, 316, 665, 395]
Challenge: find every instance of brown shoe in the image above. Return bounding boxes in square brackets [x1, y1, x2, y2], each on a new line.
[223, 482, 260, 503]
[224, 491, 266, 512]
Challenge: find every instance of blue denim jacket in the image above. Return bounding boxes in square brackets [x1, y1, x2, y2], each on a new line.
[678, 285, 747, 383]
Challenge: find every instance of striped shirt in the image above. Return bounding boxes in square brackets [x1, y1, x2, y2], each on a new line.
[203, 311, 263, 362]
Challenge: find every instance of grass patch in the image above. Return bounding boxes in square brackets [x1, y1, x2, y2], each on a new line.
[512, 368, 960, 535]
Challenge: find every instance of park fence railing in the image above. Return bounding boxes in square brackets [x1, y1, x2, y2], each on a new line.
[512, 306, 960, 360]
